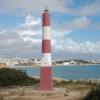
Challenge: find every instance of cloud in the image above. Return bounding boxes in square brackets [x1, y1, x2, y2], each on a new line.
[13, 15, 42, 43]
[72, 0, 100, 16]
[53, 16, 91, 31]
[52, 38, 100, 60]
[0, 15, 100, 59]
[0, 31, 41, 58]
[0, 0, 73, 16]
[0, 0, 100, 16]
[53, 38, 100, 54]
[67, 16, 91, 30]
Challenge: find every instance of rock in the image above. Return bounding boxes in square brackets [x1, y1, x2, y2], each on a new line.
[79, 78, 85, 83]
[72, 79, 77, 83]
[97, 79, 100, 84]
[88, 78, 97, 84]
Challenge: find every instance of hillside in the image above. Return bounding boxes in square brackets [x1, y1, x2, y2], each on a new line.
[0, 63, 8, 67]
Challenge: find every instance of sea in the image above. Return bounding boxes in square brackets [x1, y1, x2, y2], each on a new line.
[11, 65, 100, 81]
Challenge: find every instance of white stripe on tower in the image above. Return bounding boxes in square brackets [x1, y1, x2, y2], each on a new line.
[41, 53, 52, 66]
[42, 26, 50, 40]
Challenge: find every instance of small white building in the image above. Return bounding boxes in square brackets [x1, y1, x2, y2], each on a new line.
[63, 62, 70, 66]
[37, 61, 41, 64]
[70, 61, 76, 64]
[33, 59, 38, 64]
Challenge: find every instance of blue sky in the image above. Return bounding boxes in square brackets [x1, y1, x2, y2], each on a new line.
[0, 0, 100, 60]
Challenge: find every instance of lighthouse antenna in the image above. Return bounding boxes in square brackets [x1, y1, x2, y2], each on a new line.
[44, 6, 49, 13]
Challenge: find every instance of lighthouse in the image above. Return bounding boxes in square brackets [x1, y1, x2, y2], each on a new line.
[40, 7, 53, 91]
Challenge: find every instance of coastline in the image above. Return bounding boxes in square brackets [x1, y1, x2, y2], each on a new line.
[0, 64, 100, 68]
[31, 76, 100, 84]
[31, 76, 68, 82]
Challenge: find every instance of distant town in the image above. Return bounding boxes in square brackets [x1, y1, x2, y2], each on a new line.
[0, 57, 100, 67]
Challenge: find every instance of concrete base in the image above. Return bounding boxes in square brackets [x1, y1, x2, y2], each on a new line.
[25, 88, 66, 96]
[4, 88, 66, 97]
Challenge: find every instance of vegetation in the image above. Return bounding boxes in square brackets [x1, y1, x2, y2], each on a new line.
[53, 80, 90, 90]
[0, 94, 5, 100]
[82, 86, 100, 100]
[0, 68, 39, 87]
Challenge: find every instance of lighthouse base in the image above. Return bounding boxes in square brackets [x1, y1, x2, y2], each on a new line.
[40, 67, 53, 91]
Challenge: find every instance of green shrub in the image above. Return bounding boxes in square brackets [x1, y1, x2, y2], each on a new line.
[61, 80, 67, 84]
[64, 93, 68, 96]
[0, 68, 39, 87]
[53, 80, 57, 84]
[83, 86, 100, 100]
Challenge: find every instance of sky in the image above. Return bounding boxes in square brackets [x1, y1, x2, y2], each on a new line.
[0, 0, 100, 60]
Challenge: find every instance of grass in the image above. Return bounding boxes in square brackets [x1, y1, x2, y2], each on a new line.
[0, 94, 5, 100]
[53, 80, 73, 87]
[53, 80, 91, 91]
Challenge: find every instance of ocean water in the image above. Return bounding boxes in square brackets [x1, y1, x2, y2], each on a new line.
[11, 65, 100, 81]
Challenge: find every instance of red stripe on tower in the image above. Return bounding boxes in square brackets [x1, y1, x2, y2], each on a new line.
[42, 40, 51, 53]
[40, 67, 52, 90]
[42, 13, 50, 26]
[40, 7, 53, 91]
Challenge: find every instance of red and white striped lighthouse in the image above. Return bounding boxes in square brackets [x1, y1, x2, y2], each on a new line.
[40, 7, 53, 91]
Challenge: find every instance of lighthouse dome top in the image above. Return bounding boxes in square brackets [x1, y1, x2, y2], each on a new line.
[44, 6, 49, 13]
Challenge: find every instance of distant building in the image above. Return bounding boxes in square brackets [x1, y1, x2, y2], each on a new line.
[63, 62, 70, 66]
[70, 61, 76, 64]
